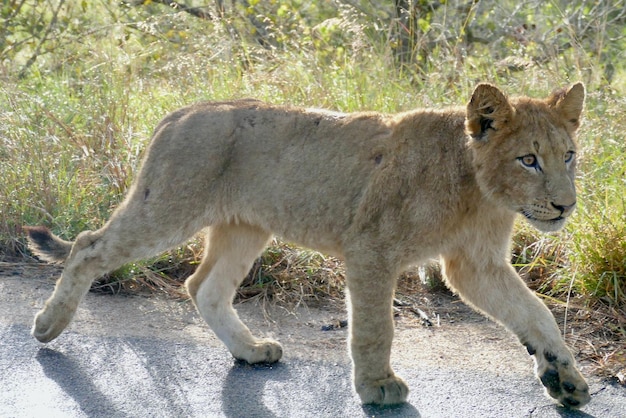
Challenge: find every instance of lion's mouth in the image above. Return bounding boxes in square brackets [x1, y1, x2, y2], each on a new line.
[519, 210, 568, 232]
[522, 213, 565, 223]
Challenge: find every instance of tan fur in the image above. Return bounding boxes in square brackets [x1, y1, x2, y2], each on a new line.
[25, 84, 590, 408]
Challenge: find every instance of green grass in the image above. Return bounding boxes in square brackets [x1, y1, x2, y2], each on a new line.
[0, 1, 625, 319]
[566, 103, 626, 309]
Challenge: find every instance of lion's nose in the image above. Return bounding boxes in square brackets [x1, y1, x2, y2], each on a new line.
[551, 201, 577, 217]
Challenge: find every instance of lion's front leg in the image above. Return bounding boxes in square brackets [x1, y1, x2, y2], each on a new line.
[441, 252, 590, 408]
[345, 259, 408, 405]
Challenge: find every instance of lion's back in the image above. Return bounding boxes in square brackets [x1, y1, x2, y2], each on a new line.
[134, 101, 395, 252]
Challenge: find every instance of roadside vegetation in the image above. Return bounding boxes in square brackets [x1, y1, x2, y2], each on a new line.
[1, 0, 624, 379]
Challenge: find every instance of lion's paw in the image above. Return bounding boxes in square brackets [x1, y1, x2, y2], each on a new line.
[529, 345, 590, 408]
[32, 305, 73, 343]
[357, 375, 409, 405]
[232, 338, 283, 364]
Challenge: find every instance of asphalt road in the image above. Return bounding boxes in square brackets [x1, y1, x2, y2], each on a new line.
[1, 269, 624, 417]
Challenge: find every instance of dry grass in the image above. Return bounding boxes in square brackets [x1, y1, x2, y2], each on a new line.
[87, 238, 346, 309]
[238, 240, 345, 308]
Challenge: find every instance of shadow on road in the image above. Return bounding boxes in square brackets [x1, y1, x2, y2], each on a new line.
[36, 347, 123, 417]
[554, 405, 598, 418]
[220, 359, 422, 417]
[362, 402, 421, 417]
[222, 360, 290, 417]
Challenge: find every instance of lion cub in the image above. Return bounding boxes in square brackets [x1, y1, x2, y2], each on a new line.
[26, 83, 590, 408]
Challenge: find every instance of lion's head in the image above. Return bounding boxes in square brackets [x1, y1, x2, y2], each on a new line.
[465, 83, 585, 232]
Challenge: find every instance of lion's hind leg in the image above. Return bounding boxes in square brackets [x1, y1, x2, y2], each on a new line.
[186, 223, 282, 364]
[30, 196, 203, 343]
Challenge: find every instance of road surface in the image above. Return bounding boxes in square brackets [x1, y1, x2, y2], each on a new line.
[1, 266, 624, 417]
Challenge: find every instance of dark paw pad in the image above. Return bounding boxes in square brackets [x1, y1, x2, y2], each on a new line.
[544, 351, 557, 363]
[540, 368, 561, 394]
[562, 381, 576, 394]
[563, 397, 580, 407]
[539, 368, 590, 409]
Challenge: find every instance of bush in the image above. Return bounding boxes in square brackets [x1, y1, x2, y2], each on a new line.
[0, 1, 624, 317]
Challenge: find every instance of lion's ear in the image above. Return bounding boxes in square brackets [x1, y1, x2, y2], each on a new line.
[465, 83, 515, 141]
[547, 82, 585, 130]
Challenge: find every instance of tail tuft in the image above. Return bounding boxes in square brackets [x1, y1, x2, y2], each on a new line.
[23, 226, 73, 263]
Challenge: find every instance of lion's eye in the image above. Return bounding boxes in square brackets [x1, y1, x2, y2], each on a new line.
[564, 151, 575, 163]
[519, 154, 538, 168]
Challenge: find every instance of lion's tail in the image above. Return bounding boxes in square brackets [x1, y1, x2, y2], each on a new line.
[24, 226, 73, 264]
